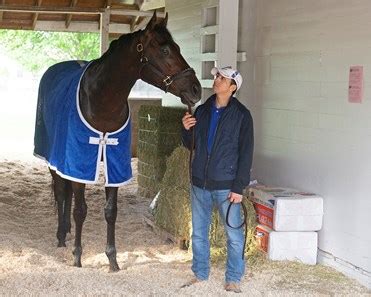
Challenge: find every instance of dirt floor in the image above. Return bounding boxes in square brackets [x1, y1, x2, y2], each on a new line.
[0, 157, 370, 296]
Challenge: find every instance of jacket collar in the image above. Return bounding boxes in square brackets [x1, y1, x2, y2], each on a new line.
[205, 94, 236, 110]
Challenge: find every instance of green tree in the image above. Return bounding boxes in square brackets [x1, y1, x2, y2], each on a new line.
[0, 30, 100, 74]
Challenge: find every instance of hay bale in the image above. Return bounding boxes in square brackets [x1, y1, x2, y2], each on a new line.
[154, 146, 191, 241]
[137, 105, 186, 198]
[154, 146, 265, 266]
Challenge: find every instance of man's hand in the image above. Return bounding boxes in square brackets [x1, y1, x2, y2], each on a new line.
[182, 112, 197, 130]
[228, 192, 243, 203]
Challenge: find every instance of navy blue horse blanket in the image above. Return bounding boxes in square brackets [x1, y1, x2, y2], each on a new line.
[34, 61, 132, 187]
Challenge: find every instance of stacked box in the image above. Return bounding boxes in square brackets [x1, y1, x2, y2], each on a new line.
[255, 225, 318, 265]
[249, 185, 323, 265]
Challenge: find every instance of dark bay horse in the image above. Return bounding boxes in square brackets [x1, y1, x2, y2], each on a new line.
[34, 11, 201, 272]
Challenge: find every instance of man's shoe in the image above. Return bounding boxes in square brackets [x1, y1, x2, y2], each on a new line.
[180, 277, 203, 288]
[225, 282, 242, 293]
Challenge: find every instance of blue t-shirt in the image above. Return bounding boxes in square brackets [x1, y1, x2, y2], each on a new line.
[207, 100, 225, 154]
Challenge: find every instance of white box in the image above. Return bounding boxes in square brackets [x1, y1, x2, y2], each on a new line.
[268, 230, 318, 265]
[256, 225, 318, 265]
[249, 185, 324, 231]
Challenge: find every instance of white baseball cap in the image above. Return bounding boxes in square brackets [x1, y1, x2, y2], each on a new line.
[211, 66, 243, 91]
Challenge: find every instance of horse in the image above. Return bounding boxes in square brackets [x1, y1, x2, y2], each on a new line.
[33, 11, 201, 272]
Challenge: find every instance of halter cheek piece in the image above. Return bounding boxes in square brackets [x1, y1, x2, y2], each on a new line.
[136, 42, 195, 93]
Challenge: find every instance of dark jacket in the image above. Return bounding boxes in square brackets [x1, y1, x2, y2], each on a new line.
[182, 95, 254, 194]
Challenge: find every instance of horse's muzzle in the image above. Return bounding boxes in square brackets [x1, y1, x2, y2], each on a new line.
[181, 81, 202, 106]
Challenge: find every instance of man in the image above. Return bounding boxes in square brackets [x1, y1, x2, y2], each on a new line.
[181, 66, 254, 293]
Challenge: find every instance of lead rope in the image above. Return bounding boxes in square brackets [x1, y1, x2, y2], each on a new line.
[187, 104, 194, 178]
[186, 104, 248, 260]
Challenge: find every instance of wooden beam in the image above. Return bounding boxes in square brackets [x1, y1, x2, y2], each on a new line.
[100, 9, 110, 55]
[65, 0, 78, 29]
[0, 19, 32, 30]
[132, 16, 150, 32]
[0, 19, 129, 33]
[0, 0, 4, 22]
[0, 5, 162, 17]
[130, 15, 139, 32]
[139, 0, 165, 11]
[110, 9, 166, 17]
[31, 0, 42, 30]
[0, 5, 102, 15]
[129, 0, 142, 32]
[104, 0, 112, 8]
[34, 20, 130, 34]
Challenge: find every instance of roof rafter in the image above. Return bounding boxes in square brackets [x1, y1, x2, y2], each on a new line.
[65, 0, 78, 29]
[0, 5, 103, 15]
[0, 5, 165, 17]
[0, 2, 165, 33]
[0, 0, 4, 21]
[31, 0, 42, 29]
[105, 0, 112, 8]
[130, 0, 142, 32]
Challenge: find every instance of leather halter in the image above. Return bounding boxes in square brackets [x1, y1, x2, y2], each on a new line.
[136, 42, 195, 93]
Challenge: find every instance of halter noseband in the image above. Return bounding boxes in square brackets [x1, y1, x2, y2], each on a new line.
[136, 42, 195, 93]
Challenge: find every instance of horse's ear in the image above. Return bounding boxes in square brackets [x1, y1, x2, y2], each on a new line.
[161, 12, 168, 27]
[146, 10, 157, 31]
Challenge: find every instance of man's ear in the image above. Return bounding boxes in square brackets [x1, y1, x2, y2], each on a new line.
[230, 83, 237, 93]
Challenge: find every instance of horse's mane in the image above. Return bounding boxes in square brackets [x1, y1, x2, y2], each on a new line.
[100, 24, 175, 60]
[100, 30, 140, 59]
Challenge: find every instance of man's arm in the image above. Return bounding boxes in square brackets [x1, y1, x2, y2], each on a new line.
[231, 110, 254, 195]
[181, 126, 193, 150]
[181, 110, 198, 150]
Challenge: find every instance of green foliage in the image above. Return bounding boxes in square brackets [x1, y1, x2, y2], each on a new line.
[0, 30, 100, 74]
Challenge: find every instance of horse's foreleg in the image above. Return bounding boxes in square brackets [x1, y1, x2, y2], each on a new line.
[72, 182, 87, 268]
[105, 187, 120, 272]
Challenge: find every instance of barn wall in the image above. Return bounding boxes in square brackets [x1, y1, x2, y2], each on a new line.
[164, 0, 371, 288]
[252, 0, 371, 288]
[163, 0, 203, 107]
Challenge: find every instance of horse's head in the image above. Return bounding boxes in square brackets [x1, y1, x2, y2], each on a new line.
[137, 11, 201, 107]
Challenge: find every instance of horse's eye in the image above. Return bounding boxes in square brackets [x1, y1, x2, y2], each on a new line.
[162, 48, 170, 56]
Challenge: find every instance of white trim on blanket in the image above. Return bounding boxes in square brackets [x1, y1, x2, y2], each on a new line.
[34, 152, 132, 187]
[75, 63, 131, 135]
[34, 152, 99, 184]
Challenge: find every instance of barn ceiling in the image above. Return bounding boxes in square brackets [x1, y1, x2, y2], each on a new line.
[0, 0, 165, 34]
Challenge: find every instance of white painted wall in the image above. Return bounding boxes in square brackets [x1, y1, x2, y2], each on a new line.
[252, 0, 371, 288]
[163, 0, 203, 107]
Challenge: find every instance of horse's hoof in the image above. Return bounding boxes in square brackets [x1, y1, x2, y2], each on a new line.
[73, 261, 82, 268]
[57, 242, 66, 247]
[109, 264, 120, 272]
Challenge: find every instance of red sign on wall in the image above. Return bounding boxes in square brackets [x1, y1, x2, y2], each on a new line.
[348, 66, 364, 103]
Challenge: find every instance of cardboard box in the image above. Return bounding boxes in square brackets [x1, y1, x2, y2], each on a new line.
[255, 225, 318, 265]
[255, 224, 270, 252]
[249, 185, 323, 231]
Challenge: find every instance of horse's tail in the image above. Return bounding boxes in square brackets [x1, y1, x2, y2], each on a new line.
[51, 176, 58, 212]
[49, 170, 73, 214]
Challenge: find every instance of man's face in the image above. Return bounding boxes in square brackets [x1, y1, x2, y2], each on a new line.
[212, 73, 236, 95]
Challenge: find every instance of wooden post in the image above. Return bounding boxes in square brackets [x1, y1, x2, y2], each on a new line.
[218, 0, 239, 69]
[100, 9, 110, 56]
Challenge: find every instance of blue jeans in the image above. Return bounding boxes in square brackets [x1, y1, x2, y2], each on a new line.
[190, 185, 245, 283]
